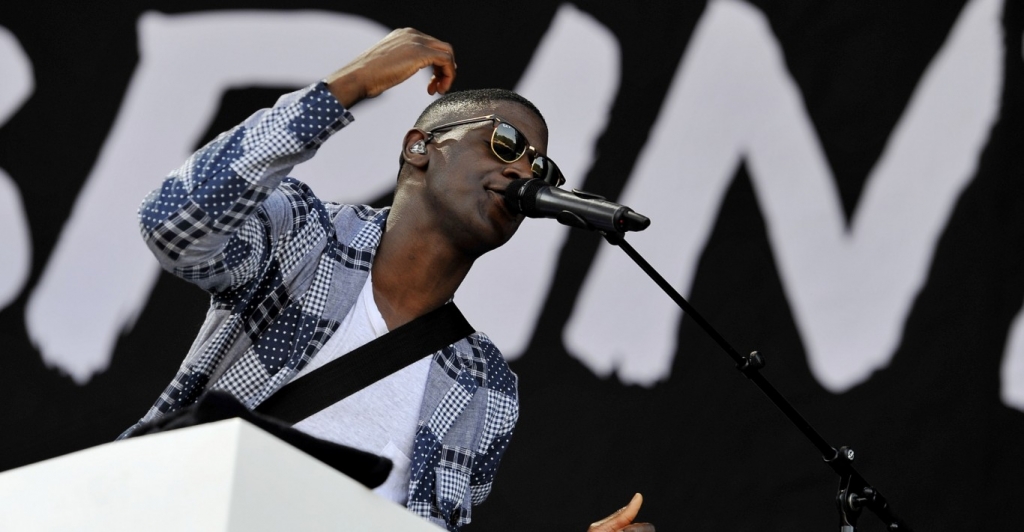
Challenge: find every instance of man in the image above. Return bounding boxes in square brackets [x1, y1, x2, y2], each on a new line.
[122, 28, 651, 531]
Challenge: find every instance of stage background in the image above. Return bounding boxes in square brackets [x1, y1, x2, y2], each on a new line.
[1, 1, 1022, 530]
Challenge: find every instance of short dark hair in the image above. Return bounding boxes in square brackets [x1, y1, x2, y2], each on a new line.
[397, 88, 547, 173]
[414, 88, 546, 130]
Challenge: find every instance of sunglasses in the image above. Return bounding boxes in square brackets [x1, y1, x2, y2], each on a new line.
[425, 114, 566, 187]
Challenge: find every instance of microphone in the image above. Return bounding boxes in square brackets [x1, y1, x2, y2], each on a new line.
[503, 178, 651, 233]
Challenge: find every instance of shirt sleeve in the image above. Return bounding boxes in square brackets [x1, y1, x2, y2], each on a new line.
[137, 81, 353, 293]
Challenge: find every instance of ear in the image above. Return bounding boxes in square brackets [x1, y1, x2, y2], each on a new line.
[401, 129, 429, 169]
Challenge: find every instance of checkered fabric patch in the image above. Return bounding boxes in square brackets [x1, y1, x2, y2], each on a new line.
[478, 390, 518, 448]
[150, 201, 212, 261]
[300, 254, 334, 319]
[175, 255, 229, 282]
[322, 201, 344, 220]
[167, 126, 237, 194]
[231, 136, 305, 185]
[460, 337, 489, 385]
[277, 208, 326, 278]
[469, 482, 493, 506]
[439, 446, 474, 475]
[436, 345, 465, 382]
[188, 127, 246, 187]
[349, 214, 383, 249]
[434, 467, 470, 524]
[210, 184, 273, 233]
[182, 314, 244, 378]
[473, 334, 520, 393]
[299, 318, 340, 367]
[248, 359, 300, 406]
[282, 183, 312, 232]
[211, 350, 271, 404]
[426, 382, 473, 439]
[244, 282, 290, 340]
[156, 369, 208, 417]
[470, 430, 514, 506]
[222, 216, 269, 290]
[349, 203, 380, 222]
[333, 242, 374, 271]
[289, 179, 337, 234]
[240, 97, 303, 153]
[405, 501, 438, 528]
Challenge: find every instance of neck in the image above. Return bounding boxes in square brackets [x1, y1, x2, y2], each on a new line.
[370, 209, 474, 330]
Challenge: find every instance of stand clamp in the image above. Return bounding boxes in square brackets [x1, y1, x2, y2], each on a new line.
[736, 351, 765, 378]
[827, 446, 876, 532]
[824, 445, 906, 532]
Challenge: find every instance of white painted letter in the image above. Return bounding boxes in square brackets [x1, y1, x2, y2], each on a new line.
[0, 26, 33, 312]
[1002, 310, 1024, 411]
[1002, 34, 1024, 412]
[566, 0, 1002, 391]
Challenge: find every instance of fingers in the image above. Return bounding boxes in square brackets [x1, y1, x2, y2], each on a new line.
[419, 40, 456, 95]
[588, 493, 644, 532]
[429, 54, 456, 95]
[395, 29, 456, 96]
[325, 27, 457, 106]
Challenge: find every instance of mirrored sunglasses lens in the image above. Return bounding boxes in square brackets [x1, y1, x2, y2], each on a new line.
[532, 156, 565, 187]
[491, 122, 525, 162]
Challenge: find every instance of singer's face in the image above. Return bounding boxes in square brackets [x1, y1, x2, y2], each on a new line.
[424, 101, 548, 257]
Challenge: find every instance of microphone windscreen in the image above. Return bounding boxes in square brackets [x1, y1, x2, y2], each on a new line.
[502, 178, 545, 215]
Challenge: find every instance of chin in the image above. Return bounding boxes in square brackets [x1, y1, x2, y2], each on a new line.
[462, 224, 516, 259]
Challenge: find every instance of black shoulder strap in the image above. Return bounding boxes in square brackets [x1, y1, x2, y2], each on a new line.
[255, 302, 474, 425]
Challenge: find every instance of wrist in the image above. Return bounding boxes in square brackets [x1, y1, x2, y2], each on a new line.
[325, 68, 366, 108]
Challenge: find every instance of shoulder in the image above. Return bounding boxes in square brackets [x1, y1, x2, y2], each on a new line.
[266, 179, 389, 242]
[322, 199, 389, 248]
[460, 332, 519, 399]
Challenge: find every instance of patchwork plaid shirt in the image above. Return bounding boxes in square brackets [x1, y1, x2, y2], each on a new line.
[121, 82, 519, 531]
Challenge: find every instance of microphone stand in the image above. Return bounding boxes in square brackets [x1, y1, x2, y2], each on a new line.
[600, 230, 912, 532]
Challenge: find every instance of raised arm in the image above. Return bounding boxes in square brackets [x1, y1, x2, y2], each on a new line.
[325, 27, 456, 107]
[138, 28, 457, 293]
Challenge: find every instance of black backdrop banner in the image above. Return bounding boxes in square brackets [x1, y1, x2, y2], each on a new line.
[1, 1, 1023, 530]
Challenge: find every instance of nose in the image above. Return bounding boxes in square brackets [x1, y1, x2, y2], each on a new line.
[501, 156, 534, 181]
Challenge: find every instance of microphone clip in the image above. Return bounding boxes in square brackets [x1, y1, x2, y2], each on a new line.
[554, 190, 611, 231]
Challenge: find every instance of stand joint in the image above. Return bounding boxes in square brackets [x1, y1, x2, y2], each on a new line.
[830, 446, 866, 531]
[736, 351, 765, 378]
[825, 445, 856, 465]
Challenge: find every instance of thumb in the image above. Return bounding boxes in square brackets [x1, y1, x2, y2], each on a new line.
[588, 493, 644, 532]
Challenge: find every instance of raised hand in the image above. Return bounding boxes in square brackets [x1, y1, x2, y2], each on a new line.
[325, 27, 456, 108]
